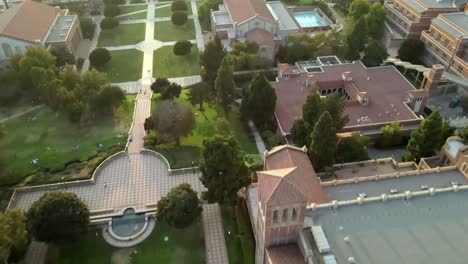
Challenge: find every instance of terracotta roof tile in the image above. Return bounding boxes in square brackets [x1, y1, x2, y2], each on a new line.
[224, 0, 275, 23]
[0, 0, 60, 43]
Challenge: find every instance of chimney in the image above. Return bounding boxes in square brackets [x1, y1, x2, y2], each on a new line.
[342, 71, 352, 82]
[422, 64, 444, 95]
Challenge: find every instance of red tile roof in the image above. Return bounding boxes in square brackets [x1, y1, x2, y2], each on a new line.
[0, 0, 60, 43]
[274, 62, 420, 134]
[266, 244, 306, 264]
[224, 0, 275, 24]
[258, 145, 328, 206]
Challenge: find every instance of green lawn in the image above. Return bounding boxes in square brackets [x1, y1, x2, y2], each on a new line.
[221, 203, 255, 264]
[153, 46, 200, 78]
[155, 4, 192, 18]
[150, 89, 258, 168]
[49, 220, 205, 264]
[119, 4, 147, 14]
[98, 23, 146, 47]
[153, 20, 195, 42]
[0, 96, 135, 184]
[100, 49, 143, 83]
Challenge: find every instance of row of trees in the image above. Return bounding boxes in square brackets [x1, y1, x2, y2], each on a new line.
[171, 0, 189, 26]
[7, 46, 124, 123]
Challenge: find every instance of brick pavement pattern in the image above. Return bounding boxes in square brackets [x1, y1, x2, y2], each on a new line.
[202, 204, 229, 264]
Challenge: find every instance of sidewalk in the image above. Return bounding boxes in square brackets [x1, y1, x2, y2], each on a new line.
[0, 105, 43, 123]
[191, 0, 205, 51]
[81, 16, 103, 73]
[202, 204, 229, 264]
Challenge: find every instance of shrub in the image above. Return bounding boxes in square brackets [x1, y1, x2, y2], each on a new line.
[79, 17, 96, 39]
[104, 5, 120, 17]
[380, 121, 403, 148]
[171, 11, 188, 26]
[100, 17, 119, 30]
[173, 40, 192, 55]
[89, 48, 111, 68]
[171, 0, 188, 12]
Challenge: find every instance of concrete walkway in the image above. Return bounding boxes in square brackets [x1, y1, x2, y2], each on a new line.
[202, 204, 229, 264]
[248, 121, 266, 158]
[81, 16, 103, 73]
[0, 105, 43, 123]
[191, 0, 205, 51]
[141, 1, 156, 86]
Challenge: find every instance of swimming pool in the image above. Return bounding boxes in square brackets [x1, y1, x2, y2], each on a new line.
[293, 12, 326, 28]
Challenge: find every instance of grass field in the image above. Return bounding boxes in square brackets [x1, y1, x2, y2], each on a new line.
[119, 5, 147, 14]
[155, 4, 192, 18]
[118, 11, 148, 20]
[153, 46, 200, 78]
[98, 23, 146, 47]
[150, 89, 257, 168]
[49, 220, 205, 264]
[0, 96, 135, 184]
[153, 20, 195, 42]
[100, 49, 143, 82]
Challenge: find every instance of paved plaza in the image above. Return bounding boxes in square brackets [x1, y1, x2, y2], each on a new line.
[203, 204, 229, 264]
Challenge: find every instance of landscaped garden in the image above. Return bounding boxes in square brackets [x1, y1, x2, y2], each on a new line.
[98, 23, 146, 47]
[48, 220, 205, 264]
[0, 95, 135, 184]
[221, 202, 255, 264]
[153, 46, 200, 78]
[151, 88, 258, 168]
[155, 3, 192, 18]
[101, 49, 143, 82]
[153, 20, 195, 42]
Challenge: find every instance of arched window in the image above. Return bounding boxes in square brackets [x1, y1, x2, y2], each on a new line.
[2, 43, 13, 57]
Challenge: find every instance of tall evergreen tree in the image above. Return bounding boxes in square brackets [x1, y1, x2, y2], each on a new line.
[240, 72, 276, 130]
[348, 0, 371, 20]
[290, 118, 309, 147]
[323, 93, 348, 130]
[309, 111, 337, 172]
[362, 39, 388, 67]
[200, 35, 227, 89]
[348, 17, 368, 52]
[199, 136, 250, 205]
[302, 91, 323, 127]
[407, 111, 443, 161]
[215, 57, 235, 116]
[365, 2, 386, 39]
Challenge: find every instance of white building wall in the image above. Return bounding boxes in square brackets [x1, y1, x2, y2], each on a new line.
[236, 17, 278, 37]
[0, 36, 34, 61]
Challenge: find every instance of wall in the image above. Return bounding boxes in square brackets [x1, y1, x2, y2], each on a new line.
[236, 17, 278, 37]
[0, 36, 35, 61]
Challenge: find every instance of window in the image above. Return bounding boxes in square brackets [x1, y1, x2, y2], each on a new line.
[457, 65, 463, 73]
[272, 210, 278, 224]
[282, 209, 288, 223]
[2, 43, 13, 57]
[292, 208, 298, 222]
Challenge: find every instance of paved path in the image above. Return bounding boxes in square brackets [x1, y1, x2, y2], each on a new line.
[142, 2, 156, 86]
[248, 121, 266, 158]
[81, 16, 103, 73]
[168, 75, 202, 86]
[191, 0, 205, 51]
[0, 105, 43, 123]
[202, 204, 229, 264]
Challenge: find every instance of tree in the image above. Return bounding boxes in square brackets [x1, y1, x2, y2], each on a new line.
[407, 111, 443, 161]
[89, 48, 111, 68]
[336, 132, 370, 163]
[309, 111, 336, 172]
[365, 2, 386, 39]
[151, 78, 181, 100]
[323, 93, 348, 131]
[144, 117, 154, 131]
[100, 17, 119, 30]
[398, 39, 424, 64]
[290, 119, 309, 147]
[80, 17, 96, 39]
[188, 82, 210, 110]
[240, 72, 276, 130]
[349, 0, 371, 20]
[156, 183, 202, 228]
[50, 46, 76, 67]
[19, 46, 56, 77]
[302, 91, 323, 128]
[199, 136, 250, 205]
[347, 17, 368, 52]
[92, 85, 125, 115]
[172, 11, 188, 26]
[215, 57, 235, 116]
[458, 127, 468, 144]
[27, 192, 89, 243]
[0, 209, 28, 263]
[380, 121, 403, 148]
[153, 100, 195, 144]
[200, 35, 227, 89]
[173, 40, 193, 56]
[171, 0, 188, 12]
[362, 39, 388, 67]
[104, 5, 120, 17]
[439, 120, 453, 148]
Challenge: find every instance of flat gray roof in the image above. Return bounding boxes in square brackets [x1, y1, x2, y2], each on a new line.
[402, 0, 427, 13]
[308, 188, 468, 264]
[433, 12, 468, 39]
[266, 1, 299, 31]
[416, 0, 467, 10]
[324, 169, 467, 201]
[213, 11, 231, 25]
[45, 15, 76, 43]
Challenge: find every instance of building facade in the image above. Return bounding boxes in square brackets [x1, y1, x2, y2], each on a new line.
[420, 9, 468, 78]
[384, 0, 467, 49]
[0, 0, 82, 65]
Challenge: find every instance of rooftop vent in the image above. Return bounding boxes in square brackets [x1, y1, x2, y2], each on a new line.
[342, 71, 352, 82]
[348, 257, 356, 263]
